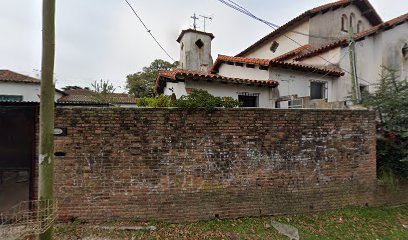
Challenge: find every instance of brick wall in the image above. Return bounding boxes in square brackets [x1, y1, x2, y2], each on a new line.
[54, 107, 379, 222]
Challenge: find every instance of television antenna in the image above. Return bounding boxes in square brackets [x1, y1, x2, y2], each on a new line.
[199, 15, 213, 32]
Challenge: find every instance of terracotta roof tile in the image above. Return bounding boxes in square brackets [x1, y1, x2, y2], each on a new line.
[0, 70, 40, 84]
[156, 68, 279, 94]
[58, 89, 137, 104]
[210, 55, 270, 73]
[236, 0, 382, 57]
[211, 55, 344, 77]
[294, 40, 348, 61]
[272, 45, 312, 61]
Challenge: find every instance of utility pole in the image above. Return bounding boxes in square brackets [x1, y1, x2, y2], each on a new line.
[348, 27, 360, 103]
[38, 0, 56, 239]
[191, 13, 198, 30]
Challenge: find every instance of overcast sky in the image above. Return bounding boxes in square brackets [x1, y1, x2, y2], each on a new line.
[0, 0, 407, 91]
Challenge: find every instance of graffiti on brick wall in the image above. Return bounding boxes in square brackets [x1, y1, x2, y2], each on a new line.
[67, 129, 365, 196]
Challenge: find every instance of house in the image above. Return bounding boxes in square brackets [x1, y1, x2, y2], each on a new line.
[58, 88, 138, 107]
[156, 29, 281, 108]
[157, 0, 408, 108]
[0, 70, 65, 102]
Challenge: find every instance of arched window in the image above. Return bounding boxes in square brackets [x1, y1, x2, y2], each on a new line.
[341, 14, 348, 32]
[350, 13, 356, 33]
[402, 43, 408, 58]
[357, 21, 364, 32]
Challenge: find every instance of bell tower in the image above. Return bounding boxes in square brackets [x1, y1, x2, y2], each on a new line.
[177, 29, 215, 72]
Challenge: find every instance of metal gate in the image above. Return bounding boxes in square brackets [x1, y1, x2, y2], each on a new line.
[0, 105, 36, 214]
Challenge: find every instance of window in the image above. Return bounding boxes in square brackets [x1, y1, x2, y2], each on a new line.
[360, 85, 369, 94]
[402, 43, 408, 58]
[341, 14, 348, 32]
[270, 41, 279, 53]
[288, 99, 303, 108]
[195, 39, 204, 48]
[349, 13, 356, 32]
[0, 95, 23, 102]
[357, 20, 364, 32]
[238, 92, 259, 107]
[310, 82, 326, 100]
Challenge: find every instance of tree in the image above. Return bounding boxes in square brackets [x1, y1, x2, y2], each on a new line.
[91, 79, 116, 103]
[361, 66, 408, 180]
[126, 59, 178, 97]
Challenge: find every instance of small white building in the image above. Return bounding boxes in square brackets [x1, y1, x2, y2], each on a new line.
[157, 0, 408, 109]
[0, 70, 64, 102]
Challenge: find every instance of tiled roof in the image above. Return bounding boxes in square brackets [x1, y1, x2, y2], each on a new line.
[177, 29, 215, 43]
[0, 70, 40, 83]
[272, 45, 312, 61]
[294, 13, 408, 61]
[294, 40, 348, 61]
[236, 0, 382, 57]
[156, 68, 279, 94]
[211, 55, 270, 71]
[211, 55, 344, 77]
[58, 89, 137, 104]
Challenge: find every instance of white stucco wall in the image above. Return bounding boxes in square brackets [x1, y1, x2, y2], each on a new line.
[309, 4, 374, 47]
[185, 80, 275, 108]
[242, 21, 310, 59]
[0, 82, 63, 102]
[217, 64, 269, 80]
[334, 22, 408, 101]
[298, 47, 342, 66]
[269, 68, 336, 102]
[163, 82, 188, 99]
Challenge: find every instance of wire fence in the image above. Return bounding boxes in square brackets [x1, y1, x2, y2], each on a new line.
[0, 200, 57, 240]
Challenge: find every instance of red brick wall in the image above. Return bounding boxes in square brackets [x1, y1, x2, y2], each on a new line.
[54, 108, 380, 222]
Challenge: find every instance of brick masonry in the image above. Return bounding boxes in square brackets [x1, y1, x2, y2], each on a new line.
[52, 107, 399, 222]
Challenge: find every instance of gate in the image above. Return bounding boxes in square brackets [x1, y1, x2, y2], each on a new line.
[0, 105, 36, 214]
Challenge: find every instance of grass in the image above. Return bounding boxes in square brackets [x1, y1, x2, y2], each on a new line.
[54, 205, 408, 239]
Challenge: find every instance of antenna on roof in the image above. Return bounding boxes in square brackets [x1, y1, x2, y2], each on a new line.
[191, 13, 199, 30]
[199, 14, 213, 32]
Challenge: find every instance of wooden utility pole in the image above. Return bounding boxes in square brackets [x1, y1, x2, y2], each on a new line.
[348, 28, 360, 103]
[38, 0, 56, 239]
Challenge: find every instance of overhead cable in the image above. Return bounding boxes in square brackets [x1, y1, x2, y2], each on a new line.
[216, 0, 373, 85]
[124, 0, 176, 62]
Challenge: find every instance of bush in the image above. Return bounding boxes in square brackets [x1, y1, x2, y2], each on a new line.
[136, 95, 172, 107]
[136, 97, 150, 107]
[136, 90, 241, 110]
[361, 67, 408, 180]
[173, 89, 240, 110]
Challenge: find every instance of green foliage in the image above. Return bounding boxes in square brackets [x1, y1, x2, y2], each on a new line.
[126, 59, 178, 98]
[361, 67, 408, 179]
[136, 95, 172, 108]
[55, 205, 408, 240]
[136, 90, 241, 110]
[91, 79, 116, 103]
[221, 96, 241, 108]
[173, 89, 241, 110]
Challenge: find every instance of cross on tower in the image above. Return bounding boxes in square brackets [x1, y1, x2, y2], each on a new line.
[191, 13, 198, 30]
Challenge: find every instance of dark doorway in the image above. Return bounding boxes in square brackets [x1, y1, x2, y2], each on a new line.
[0, 106, 36, 213]
[310, 82, 326, 100]
[238, 95, 258, 107]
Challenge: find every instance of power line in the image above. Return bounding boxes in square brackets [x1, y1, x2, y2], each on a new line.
[123, 0, 176, 62]
[220, 0, 342, 40]
[216, 0, 373, 85]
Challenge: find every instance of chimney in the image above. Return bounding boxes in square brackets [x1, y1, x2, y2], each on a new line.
[177, 29, 215, 72]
